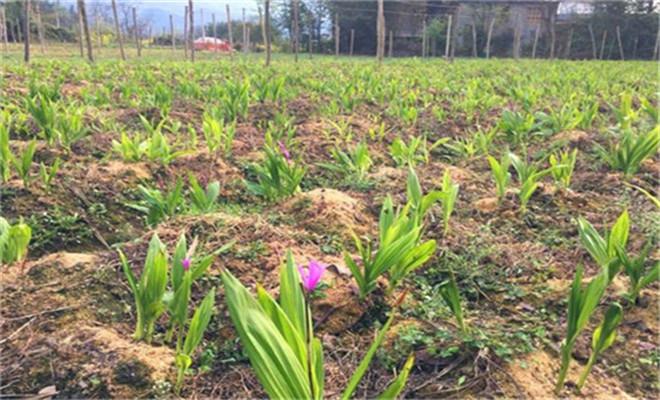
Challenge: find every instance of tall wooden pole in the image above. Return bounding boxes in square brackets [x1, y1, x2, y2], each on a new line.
[111, 0, 125, 60]
[188, 0, 194, 62]
[242, 8, 246, 53]
[34, 2, 45, 54]
[265, 0, 271, 66]
[654, 25, 660, 60]
[77, 3, 84, 57]
[599, 30, 607, 60]
[485, 16, 495, 59]
[184, 6, 189, 59]
[444, 14, 452, 60]
[132, 7, 140, 57]
[334, 13, 339, 56]
[377, 0, 384, 63]
[1, 8, 8, 52]
[170, 14, 175, 52]
[532, 24, 540, 59]
[615, 25, 624, 60]
[421, 18, 426, 57]
[388, 29, 393, 57]
[23, 0, 30, 63]
[293, 0, 299, 62]
[588, 23, 597, 59]
[226, 5, 233, 48]
[78, 0, 93, 62]
[349, 28, 354, 56]
[565, 28, 573, 59]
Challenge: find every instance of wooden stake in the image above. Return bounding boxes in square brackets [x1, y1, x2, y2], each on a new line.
[170, 14, 175, 52]
[615, 25, 624, 60]
[599, 30, 607, 60]
[334, 13, 339, 56]
[532, 24, 540, 59]
[377, 0, 384, 63]
[485, 16, 495, 59]
[242, 8, 246, 53]
[188, 0, 194, 62]
[111, 0, 125, 60]
[184, 6, 189, 59]
[470, 18, 477, 57]
[265, 0, 271, 66]
[132, 7, 140, 57]
[23, 0, 30, 62]
[388, 29, 393, 57]
[77, 2, 84, 57]
[565, 28, 573, 59]
[421, 18, 426, 57]
[349, 28, 354, 56]
[1, 8, 8, 52]
[293, 0, 299, 62]
[549, 12, 556, 58]
[445, 14, 452, 59]
[78, 0, 93, 62]
[653, 25, 660, 60]
[588, 23, 596, 59]
[34, 2, 45, 54]
[226, 5, 233, 48]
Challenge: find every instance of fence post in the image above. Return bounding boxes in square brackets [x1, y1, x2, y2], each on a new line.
[615, 25, 624, 60]
[111, 0, 125, 60]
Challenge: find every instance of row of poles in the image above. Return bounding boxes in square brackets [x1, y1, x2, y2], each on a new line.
[3, 0, 659, 64]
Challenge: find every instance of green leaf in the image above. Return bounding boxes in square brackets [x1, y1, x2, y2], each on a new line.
[377, 355, 415, 400]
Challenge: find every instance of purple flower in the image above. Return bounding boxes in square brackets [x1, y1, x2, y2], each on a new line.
[278, 141, 291, 161]
[298, 260, 326, 293]
[182, 258, 192, 271]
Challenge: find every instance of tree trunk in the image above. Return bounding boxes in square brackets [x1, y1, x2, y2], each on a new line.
[1, 7, 8, 52]
[549, 12, 556, 59]
[631, 36, 638, 59]
[485, 16, 495, 59]
[111, 0, 125, 60]
[308, 14, 313, 58]
[212, 13, 217, 54]
[23, 0, 30, 62]
[55, 0, 61, 28]
[242, 8, 247, 53]
[599, 30, 607, 60]
[654, 25, 660, 60]
[188, 0, 194, 62]
[79, 0, 93, 62]
[132, 7, 141, 57]
[95, 8, 102, 49]
[512, 11, 522, 59]
[349, 28, 354, 56]
[200, 8, 204, 37]
[265, 0, 271, 66]
[588, 23, 597, 59]
[445, 14, 452, 59]
[16, 18, 22, 43]
[615, 25, 624, 61]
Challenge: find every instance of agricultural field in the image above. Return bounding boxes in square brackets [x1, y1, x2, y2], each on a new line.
[0, 55, 658, 399]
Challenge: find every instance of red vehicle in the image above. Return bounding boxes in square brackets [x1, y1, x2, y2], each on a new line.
[193, 37, 233, 52]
